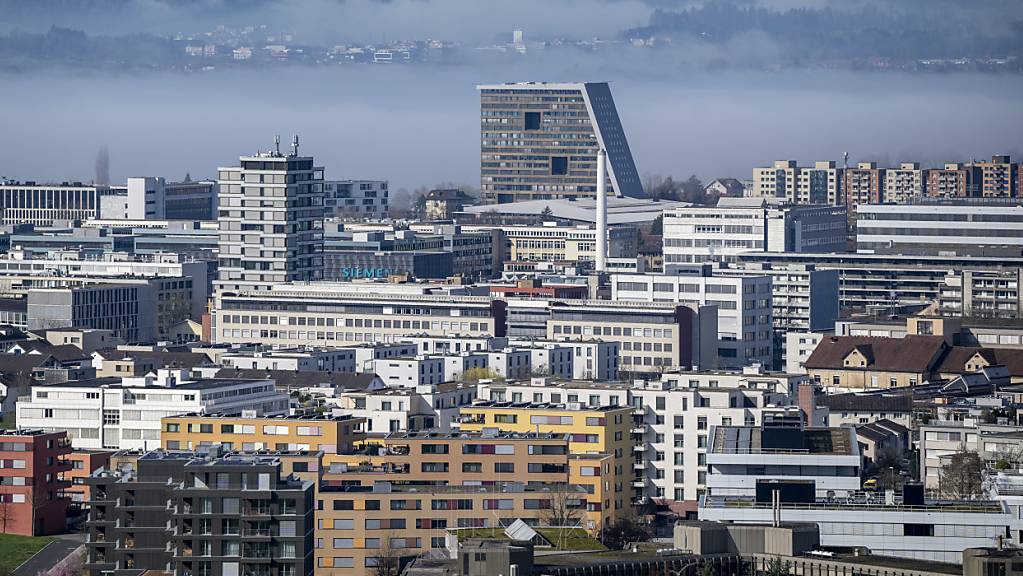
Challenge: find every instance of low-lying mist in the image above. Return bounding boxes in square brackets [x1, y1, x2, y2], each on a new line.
[0, 62, 1020, 192]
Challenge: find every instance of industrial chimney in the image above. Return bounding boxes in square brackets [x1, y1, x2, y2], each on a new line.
[595, 148, 607, 272]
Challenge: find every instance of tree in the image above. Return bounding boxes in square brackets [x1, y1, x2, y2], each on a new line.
[370, 535, 403, 576]
[540, 206, 554, 220]
[650, 214, 663, 236]
[939, 449, 985, 499]
[0, 498, 12, 534]
[679, 175, 707, 204]
[462, 367, 503, 383]
[598, 511, 652, 550]
[699, 559, 716, 576]
[541, 485, 584, 544]
[764, 557, 791, 576]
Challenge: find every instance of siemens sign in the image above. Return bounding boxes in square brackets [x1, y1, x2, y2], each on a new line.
[340, 267, 393, 280]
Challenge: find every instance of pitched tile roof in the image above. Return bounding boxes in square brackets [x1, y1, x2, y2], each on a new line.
[935, 346, 1023, 377]
[804, 335, 947, 374]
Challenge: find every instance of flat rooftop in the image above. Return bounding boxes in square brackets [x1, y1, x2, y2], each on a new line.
[466, 400, 631, 413]
[712, 426, 854, 456]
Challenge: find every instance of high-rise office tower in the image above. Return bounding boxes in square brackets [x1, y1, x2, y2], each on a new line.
[215, 136, 324, 293]
[477, 82, 644, 204]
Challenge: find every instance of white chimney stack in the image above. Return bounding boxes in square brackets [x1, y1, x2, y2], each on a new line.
[596, 148, 607, 272]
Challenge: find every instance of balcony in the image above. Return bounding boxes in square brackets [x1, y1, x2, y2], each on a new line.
[632, 461, 645, 470]
[632, 444, 645, 452]
[241, 528, 272, 539]
[631, 479, 645, 488]
[630, 426, 646, 434]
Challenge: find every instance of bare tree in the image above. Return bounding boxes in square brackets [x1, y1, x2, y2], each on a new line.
[370, 534, 403, 576]
[939, 449, 985, 500]
[541, 485, 585, 549]
[0, 498, 12, 534]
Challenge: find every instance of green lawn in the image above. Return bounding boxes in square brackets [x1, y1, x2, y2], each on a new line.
[0, 533, 55, 576]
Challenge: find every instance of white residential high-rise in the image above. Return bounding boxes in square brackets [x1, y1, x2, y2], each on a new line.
[215, 137, 325, 293]
[752, 161, 842, 205]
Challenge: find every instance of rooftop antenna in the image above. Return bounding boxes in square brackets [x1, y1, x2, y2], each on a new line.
[274, 134, 281, 156]
[843, 151, 849, 170]
[292, 134, 300, 157]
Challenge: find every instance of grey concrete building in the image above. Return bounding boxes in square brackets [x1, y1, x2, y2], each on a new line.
[216, 139, 325, 293]
[0, 180, 114, 226]
[85, 450, 314, 576]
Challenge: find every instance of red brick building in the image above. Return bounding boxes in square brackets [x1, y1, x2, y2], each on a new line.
[65, 450, 112, 507]
[0, 429, 72, 536]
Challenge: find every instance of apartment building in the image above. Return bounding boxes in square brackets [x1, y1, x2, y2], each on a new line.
[751, 160, 798, 201]
[321, 431, 617, 531]
[85, 450, 315, 576]
[335, 383, 479, 433]
[213, 283, 506, 347]
[409, 352, 482, 383]
[927, 163, 980, 197]
[404, 335, 508, 356]
[611, 269, 774, 369]
[315, 482, 592, 575]
[215, 143, 325, 293]
[662, 198, 846, 265]
[0, 181, 113, 225]
[161, 414, 365, 460]
[545, 299, 717, 374]
[976, 155, 1019, 197]
[17, 370, 289, 449]
[221, 348, 357, 373]
[477, 369, 801, 504]
[842, 162, 885, 215]
[856, 202, 1023, 258]
[502, 222, 638, 263]
[634, 371, 802, 504]
[455, 402, 634, 514]
[373, 356, 447, 387]
[751, 161, 841, 205]
[717, 262, 839, 342]
[940, 268, 1023, 319]
[883, 162, 925, 202]
[478, 82, 644, 203]
[485, 349, 532, 380]
[0, 429, 72, 536]
[65, 449, 111, 506]
[519, 344, 574, 379]
[478, 379, 631, 409]
[323, 180, 388, 220]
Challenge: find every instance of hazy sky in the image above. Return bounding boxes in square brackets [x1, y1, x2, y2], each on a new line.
[1, 63, 1020, 193]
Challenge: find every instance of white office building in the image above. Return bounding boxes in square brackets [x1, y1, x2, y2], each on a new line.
[662, 198, 846, 265]
[611, 269, 773, 369]
[857, 202, 1023, 258]
[16, 370, 289, 450]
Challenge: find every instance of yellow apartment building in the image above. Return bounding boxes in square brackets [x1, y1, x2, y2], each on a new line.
[160, 413, 365, 463]
[454, 402, 635, 515]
